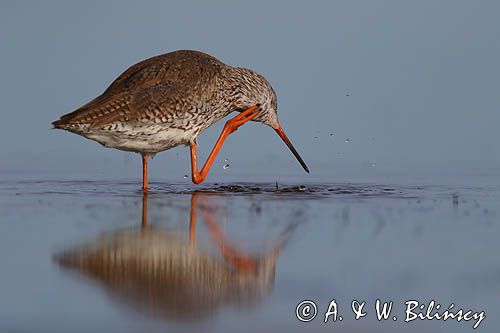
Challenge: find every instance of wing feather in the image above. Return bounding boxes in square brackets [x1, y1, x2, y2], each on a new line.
[52, 50, 224, 130]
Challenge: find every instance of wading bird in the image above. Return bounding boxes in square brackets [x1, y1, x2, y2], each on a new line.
[52, 50, 309, 191]
[55, 192, 291, 320]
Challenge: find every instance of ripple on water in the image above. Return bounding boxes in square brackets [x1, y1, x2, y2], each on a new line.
[3, 179, 499, 202]
[0, 180, 434, 200]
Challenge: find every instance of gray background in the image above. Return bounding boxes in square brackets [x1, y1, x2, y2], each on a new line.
[1, 0, 499, 182]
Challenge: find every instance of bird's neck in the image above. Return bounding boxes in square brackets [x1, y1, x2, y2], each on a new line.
[224, 67, 261, 111]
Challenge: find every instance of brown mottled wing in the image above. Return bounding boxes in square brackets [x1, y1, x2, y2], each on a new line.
[53, 50, 224, 129]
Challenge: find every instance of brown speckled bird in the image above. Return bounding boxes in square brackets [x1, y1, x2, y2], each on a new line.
[55, 192, 288, 320]
[52, 50, 309, 191]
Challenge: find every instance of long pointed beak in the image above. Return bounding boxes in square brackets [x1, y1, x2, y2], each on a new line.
[274, 125, 310, 173]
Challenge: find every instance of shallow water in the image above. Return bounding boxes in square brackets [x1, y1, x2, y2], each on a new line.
[0, 180, 498, 332]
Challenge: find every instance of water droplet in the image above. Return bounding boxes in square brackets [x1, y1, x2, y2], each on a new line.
[314, 136, 318, 139]
[223, 164, 230, 170]
[298, 185, 307, 191]
[224, 158, 229, 163]
[345, 138, 350, 143]
[330, 133, 334, 137]
[183, 175, 188, 179]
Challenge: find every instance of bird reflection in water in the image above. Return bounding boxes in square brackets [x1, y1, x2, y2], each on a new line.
[55, 191, 293, 321]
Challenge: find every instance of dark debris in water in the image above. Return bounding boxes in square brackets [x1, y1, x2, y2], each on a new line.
[198, 185, 263, 193]
[0, 180, 438, 200]
[186, 183, 410, 199]
[196, 184, 314, 194]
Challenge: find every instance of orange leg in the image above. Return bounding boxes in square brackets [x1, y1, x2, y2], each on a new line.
[189, 192, 199, 248]
[202, 210, 257, 273]
[190, 105, 260, 184]
[142, 154, 148, 192]
[141, 191, 148, 227]
[194, 193, 257, 273]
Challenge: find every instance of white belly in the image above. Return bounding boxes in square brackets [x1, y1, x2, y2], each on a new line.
[83, 124, 198, 154]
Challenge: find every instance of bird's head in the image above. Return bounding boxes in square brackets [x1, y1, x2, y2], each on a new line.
[229, 67, 309, 173]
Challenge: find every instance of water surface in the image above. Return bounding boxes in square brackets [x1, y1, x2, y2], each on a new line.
[0, 180, 498, 332]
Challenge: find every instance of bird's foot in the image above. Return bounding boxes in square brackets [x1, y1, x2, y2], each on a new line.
[224, 105, 260, 135]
